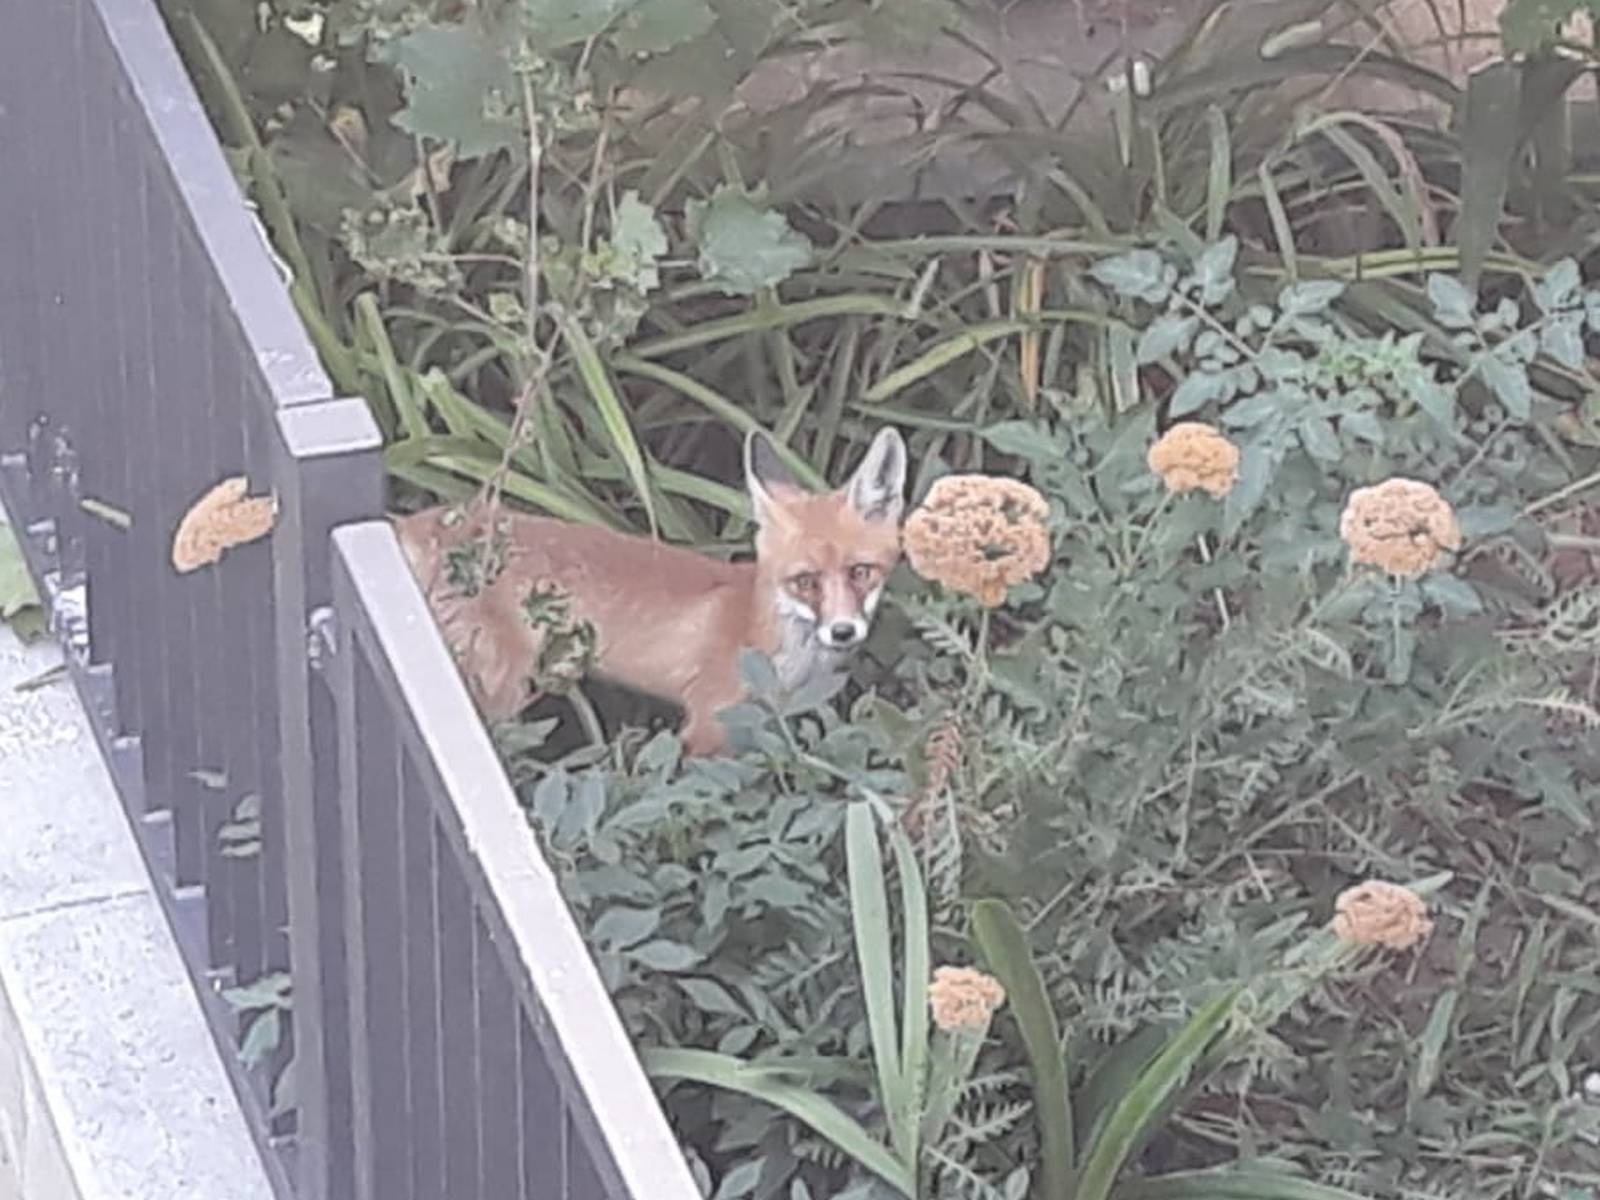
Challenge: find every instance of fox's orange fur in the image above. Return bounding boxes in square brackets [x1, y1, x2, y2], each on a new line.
[393, 427, 908, 756]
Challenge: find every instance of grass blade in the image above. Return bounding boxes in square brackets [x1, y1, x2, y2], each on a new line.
[559, 312, 658, 536]
[643, 1047, 915, 1198]
[1074, 984, 1245, 1200]
[971, 898, 1074, 1199]
[846, 802, 911, 1165]
[1203, 105, 1232, 244]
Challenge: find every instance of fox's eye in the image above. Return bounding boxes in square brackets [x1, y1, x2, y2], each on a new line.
[790, 571, 820, 595]
[848, 563, 878, 586]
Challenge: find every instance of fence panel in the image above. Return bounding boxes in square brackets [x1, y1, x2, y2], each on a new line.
[0, 0, 383, 1193]
[327, 521, 703, 1200]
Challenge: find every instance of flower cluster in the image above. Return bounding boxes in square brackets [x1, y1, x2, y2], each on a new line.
[1146, 421, 1240, 498]
[928, 965, 1006, 1032]
[1332, 880, 1433, 950]
[1338, 477, 1461, 577]
[903, 475, 1051, 606]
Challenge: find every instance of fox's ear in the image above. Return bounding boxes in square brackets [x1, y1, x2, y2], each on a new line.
[745, 429, 801, 526]
[845, 426, 907, 524]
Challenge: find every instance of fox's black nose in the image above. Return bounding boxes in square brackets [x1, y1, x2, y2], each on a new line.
[829, 621, 860, 644]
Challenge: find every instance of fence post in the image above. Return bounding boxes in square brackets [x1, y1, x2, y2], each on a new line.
[273, 397, 384, 1200]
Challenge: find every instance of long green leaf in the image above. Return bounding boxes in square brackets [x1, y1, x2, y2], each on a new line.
[1455, 59, 1522, 291]
[629, 295, 905, 360]
[559, 313, 657, 536]
[1118, 1166, 1379, 1200]
[609, 354, 828, 489]
[355, 293, 426, 441]
[643, 1047, 915, 1197]
[863, 321, 1032, 403]
[971, 899, 1074, 1200]
[888, 822, 930, 1173]
[1074, 985, 1245, 1200]
[846, 803, 911, 1164]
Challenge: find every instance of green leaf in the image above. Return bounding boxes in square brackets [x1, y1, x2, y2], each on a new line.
[1540, 316, 1586, 369]
[557, 311, 658, 535]
[591, 904, 661, 949]
[1278, 280, 1345, 316]
[1455, 61, 1521, 290]
[611, 0, 716, 53]
[611, 190, 669, 293]
[643, 1047, 916, 1197]
[239, 1008, 283, 1069]
[1136, 315, 1198, 365]
[1341, 410, 1385, 445]
[1421, 574, 1484, 616]
[1089, 250, 1170, 303]
[1531, 257, 1582, 313]
[1479, 354, 1532, 420]
[1169, 370, 1225, 417]
[1073, 985, 1246, 1200]
[1193, 236, 1238, 306]
[1297, 416, 1341, 462]
[845, 803, 912, 1164]
[1118, 1165, 1382, 1200]
[685, 184, 813, 296]
[971, 899, 1075, 1198]
[518, 0, 639, 49]
[888, 824, 928, 1172]
[1426, 274, 1476, 329]
[1500, 0, 1591, 53]
[629, 939, 704, 971]
[377, 23, 521, 159]
[1, 523, 42, 623]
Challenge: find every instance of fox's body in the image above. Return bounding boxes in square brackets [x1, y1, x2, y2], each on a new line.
[394, 427, 908, 755]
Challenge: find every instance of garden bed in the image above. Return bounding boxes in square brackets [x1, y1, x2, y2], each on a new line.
[153, 0, 1600, 1196]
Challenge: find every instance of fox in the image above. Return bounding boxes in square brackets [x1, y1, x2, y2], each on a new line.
[392, 425, 909, 756]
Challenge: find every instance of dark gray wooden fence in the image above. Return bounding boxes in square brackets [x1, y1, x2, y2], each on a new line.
[0, 0, 701, 1197]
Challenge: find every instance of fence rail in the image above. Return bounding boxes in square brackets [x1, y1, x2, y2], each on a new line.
[0, 0, 700, 1195]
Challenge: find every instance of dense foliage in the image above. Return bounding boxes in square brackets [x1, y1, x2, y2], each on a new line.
[156, 0, 1600, 1195]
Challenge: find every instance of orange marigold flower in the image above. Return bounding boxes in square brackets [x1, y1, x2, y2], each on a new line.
[1146, 421, 1240, 498]
[1332, 880, 1433, 950]
[902, 475, 1051, 607]
[1339, 477, 1461, 578]
[928, 965, 1006, 1032]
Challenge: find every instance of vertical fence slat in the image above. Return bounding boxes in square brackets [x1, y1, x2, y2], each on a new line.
[476, 918, 520, 1200]
[520, 1012, 566, 1199]
[437, 827, 482, 1197]
[401, 760, 444, 1200]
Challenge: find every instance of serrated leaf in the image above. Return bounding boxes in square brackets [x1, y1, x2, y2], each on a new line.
[611, 189, 668, 292]
[1541, 316, 1586, 369]
[1089, 249, 1170, 303]
[1136, 315, 1198, 364]
[1426, 274, 1476, 329]
[1479, 354, 1532, 420]
[982, 420, 1065, 461]
[611, 0, 715, 53]
[378, 24, 521, 159]
[1279, 279, 1345, 316]
[239, 1008, 283, 1069]
[1532, 257, 1582, 313]
[1223, 440, 1277, 532]
[1297, 415, 1341, 462]
[685, 185, 813, 295]
[1169, 370, 1224, 417]
[1193, 235, 1238, 306]
[1412, 377, 1457, 426]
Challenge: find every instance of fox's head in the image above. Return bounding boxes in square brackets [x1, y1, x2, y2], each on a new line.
[745, 425, 908, 656]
